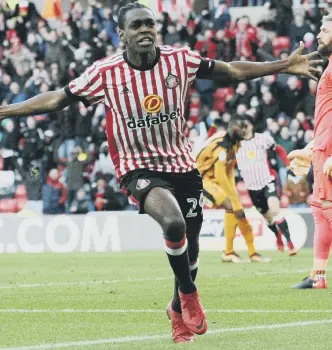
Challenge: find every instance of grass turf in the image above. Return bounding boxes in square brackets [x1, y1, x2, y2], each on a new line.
[0, 249, 331, 349]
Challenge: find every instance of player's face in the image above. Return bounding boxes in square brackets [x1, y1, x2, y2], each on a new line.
[120, 8, 157, 54]
[317, 21, 332, 57]
[232, 120, 252, 140]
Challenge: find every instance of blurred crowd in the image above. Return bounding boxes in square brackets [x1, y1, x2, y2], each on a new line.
[0, 0, 329, 214]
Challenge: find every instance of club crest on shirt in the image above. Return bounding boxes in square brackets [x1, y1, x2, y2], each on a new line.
[247, 151, 256, 161]
[136, 179, 151, 191]
[165, 73, 180, 89]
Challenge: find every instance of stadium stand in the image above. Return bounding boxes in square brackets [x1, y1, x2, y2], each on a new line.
[0, 0, 329, 213]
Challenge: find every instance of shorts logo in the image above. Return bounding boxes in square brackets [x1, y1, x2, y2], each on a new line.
[142, 95, 163, 114]
[165, 73, 180, 89]
[136, 179, 151, 191]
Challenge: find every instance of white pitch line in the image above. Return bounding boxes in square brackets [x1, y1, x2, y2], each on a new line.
[1, 319, 332, 350]
[0, 269, 312, 289]
[1, 309, 332, 314]
[0, 277, 168, 289]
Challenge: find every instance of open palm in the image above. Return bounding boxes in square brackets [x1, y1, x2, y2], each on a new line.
[286, 41, 324, 81]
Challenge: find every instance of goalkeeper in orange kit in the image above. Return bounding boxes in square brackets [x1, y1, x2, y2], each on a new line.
[196, 116, 270, 263]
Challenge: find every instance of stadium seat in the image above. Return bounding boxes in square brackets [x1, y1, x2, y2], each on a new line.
[15, 184, 27, 198]
[272, 36, 291, 57]
[0, 199, 18, 213]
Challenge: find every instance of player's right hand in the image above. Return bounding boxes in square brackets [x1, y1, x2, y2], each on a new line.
[287, 148, 312, 176]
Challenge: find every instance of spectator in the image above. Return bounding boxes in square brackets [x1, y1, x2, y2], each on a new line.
[260, 91, 280, 120]
[164, 22, 181, 46]
[56, 145, 93, 208]
[303, 79, 317, 117]
[42, 168, 67, 215]
[69, 188, 91, 214]
[284, 176, 310, 208]
[0, 120, 20, 171]
[280, 76, 303, 118]
[289, 14, 313, 48]
[93, 178, 128, 211]
[91, 141, 116, 184]
[212, 0, 231, 31]
[228, 82, 252, 111]
[21, 117, 44, 171]
[276, 126, 295, 187]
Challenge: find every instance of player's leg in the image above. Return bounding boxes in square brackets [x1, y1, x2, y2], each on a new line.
[166, 169, 206, 336]
[222, 197, 243, 260]
[121, 170, 206, 337]
[264, 181, 296, 254]
[234, 209, 271, 262]
[203, 180, 243, 262]
[292, 204, 329, 289]
[263, 210, 284, 252]
[248, 187, 282, 248]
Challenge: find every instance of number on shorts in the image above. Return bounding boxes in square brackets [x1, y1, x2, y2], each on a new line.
[186, 193, 203, 218]
[267, 182, 275, 194]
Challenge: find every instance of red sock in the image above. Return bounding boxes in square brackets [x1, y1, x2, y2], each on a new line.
[312, 205, 332, 260]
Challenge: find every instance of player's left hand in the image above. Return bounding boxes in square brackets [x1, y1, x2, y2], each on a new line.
[323, 156, 332, 178]
[286, 42, 324, 81]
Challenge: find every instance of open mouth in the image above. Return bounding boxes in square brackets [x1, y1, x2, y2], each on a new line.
[138, 37, 154, 46]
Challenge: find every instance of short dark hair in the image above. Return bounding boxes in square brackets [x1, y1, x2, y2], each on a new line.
[228, 115, 248, 128]
[118, 2, 150, 30]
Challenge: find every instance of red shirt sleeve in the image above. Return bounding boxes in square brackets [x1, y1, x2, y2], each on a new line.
[275, 144, 290, 167]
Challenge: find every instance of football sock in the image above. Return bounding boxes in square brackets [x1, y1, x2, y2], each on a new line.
[172, 259, 199, 313]
[165, 235, 196, 295]
[276, 218, 291, 242]
[237, 217, 256, 256]
[312, 206, 332, 260]
[267, 223, 279, 237]
[224, 212, 237, 254]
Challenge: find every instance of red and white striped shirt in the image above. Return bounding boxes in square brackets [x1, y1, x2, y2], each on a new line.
[67, 46, 202, 179]
[236, 133, 275, 190]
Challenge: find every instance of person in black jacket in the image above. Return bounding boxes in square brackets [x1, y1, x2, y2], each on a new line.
[0, 119, 21, 171]
[74, 102, 97, 149]
[21, 117, 44, 171]
[69, 188, 91, 214]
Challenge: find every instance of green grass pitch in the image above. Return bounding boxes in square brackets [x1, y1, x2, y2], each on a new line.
[0, 249, 331, 350]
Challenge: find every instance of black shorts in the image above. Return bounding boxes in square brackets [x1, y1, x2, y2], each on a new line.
[120, 168, 203, 223]
[248, 181, 278, 215]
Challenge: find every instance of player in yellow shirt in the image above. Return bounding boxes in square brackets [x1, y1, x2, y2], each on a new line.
[196, 116, 270, 263]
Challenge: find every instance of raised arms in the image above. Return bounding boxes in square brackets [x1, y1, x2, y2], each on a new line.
[0, 89, 72, 121]
[206, 42, 323, 85]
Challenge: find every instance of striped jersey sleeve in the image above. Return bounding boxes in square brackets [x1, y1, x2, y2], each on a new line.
[185, 48, 203, 83]
[262, 133, 276, 150]
[66, 62, 105, 106]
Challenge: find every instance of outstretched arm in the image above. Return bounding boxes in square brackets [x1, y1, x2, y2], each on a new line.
[0, 89, 72, 121]
[201, 42, 323, 84]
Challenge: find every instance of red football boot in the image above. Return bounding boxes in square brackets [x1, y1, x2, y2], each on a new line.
[287, 241, 297, 256]
[166, 301, 195, 343]
[178, 290, 207, 335]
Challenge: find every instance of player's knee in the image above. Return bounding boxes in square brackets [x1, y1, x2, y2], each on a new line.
[268, 197, 280, 217]
[235, 209, 246, 220]
[162, 216, 186, 241]
[222, 197, 233, 212]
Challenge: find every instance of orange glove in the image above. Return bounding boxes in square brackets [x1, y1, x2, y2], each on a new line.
[287, 148, 313, 176]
